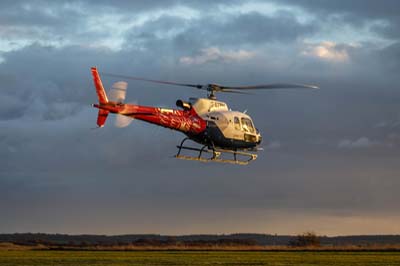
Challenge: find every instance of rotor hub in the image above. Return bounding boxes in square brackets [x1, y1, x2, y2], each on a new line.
[206, 84, 220, 99]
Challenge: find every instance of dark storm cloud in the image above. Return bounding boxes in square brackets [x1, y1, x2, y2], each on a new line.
[0, 45, 99, 120]
[0, 0, 243, 31]
[379, 41, 400, 71]
[181, 12, 316, 48]
[216, 11, 316, 43]
[277, 0, 400, 39]
[0, 96, 26, 120]
[82, 0, 244, 12]
[1, 0, 400, 235]
[0, 2, 89, 44]
[124, 11, 317, 53]
[0, 3, 78, 27]
[278, 0, 399, 17]
[0, 4, 319, 121]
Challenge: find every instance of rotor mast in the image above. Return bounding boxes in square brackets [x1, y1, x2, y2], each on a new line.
[206, 84, 218, 100]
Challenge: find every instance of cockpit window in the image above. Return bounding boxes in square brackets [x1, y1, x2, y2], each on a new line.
[241, 117, 255, 133]
[234, 117, 241, 130]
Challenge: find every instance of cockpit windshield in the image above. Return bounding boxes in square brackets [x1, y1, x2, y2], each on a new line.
[241, 117, 255, 133]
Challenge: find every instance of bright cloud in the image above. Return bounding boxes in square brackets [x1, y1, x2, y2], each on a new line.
[301, 41, 352, 62]
[180, 47, 255, 65]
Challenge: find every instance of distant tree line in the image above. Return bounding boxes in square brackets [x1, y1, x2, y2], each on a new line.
[2, 233, 400, 248]
[289, 232, 320, 247]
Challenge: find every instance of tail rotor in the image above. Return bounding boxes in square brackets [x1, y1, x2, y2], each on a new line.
[109, 81, 128, 103]
[109, 81, 135, 128]
[115, 114, 134, 128]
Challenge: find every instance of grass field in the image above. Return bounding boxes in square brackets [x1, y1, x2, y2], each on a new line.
[1, 250, 400, 266]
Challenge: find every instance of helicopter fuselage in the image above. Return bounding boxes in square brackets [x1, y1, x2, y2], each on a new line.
[93, 97, 262, 150]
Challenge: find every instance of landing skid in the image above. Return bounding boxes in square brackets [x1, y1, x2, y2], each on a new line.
[175, 138, 257, 165]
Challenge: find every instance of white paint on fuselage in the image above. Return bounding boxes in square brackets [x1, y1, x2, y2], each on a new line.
[189, 97, 261, 143]
[189, 97, 228, 115]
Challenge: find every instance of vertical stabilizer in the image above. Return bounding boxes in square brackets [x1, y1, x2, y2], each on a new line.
[91, 67, 108, 104]
[91, 67, 109, 127]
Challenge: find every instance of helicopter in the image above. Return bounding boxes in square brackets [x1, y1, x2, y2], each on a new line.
[90, 67, 318, 165]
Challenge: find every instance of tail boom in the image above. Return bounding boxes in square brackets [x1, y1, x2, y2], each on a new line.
[90, 67, 206, 134]
[93, 102, 206, 134]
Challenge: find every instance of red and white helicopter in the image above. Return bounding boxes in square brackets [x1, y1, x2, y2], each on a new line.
[91, 67, 318, 165]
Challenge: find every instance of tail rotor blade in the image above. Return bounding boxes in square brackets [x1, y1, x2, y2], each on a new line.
[109, 81, 128, 103]
[115, 114, 133, 128]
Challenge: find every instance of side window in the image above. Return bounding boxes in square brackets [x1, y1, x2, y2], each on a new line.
[241, 118, 255, 133]
[234, 117, 241, 130]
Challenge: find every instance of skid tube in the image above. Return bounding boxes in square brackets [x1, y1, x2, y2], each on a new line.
[175, 138, 257, 165]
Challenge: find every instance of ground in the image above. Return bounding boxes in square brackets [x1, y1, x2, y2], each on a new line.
[1, 251, 400, 266]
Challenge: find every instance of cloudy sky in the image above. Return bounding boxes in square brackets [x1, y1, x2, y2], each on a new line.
[1, 0, 400, 236]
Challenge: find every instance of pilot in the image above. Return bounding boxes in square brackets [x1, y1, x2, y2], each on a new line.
[242, 123, 249, 132]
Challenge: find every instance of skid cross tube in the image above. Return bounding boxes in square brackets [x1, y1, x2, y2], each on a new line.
[176, 137, 190, 157]
[175, 138, 257, 165]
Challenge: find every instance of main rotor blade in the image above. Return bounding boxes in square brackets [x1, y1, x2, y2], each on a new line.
[100, 72, 203, 89]
[220, 89, 253, 95]
[220, 83, 319, 90]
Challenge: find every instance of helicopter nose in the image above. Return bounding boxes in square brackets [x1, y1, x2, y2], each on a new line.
[256, 128, 262, 144]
